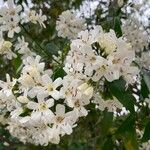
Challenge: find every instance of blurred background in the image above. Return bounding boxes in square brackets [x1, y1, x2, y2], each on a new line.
[0, 0, 149, 149]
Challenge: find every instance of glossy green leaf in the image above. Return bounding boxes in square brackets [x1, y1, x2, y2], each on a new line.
[142, 120, 150, 142]
[107, 78, 135, 113]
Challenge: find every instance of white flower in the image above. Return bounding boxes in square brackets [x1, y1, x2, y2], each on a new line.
[23, 55, 45, 74]
[0, 74, 16, 97]
[27, 94, 54, 124]
[51, 104, 77, 135]
[139, 51, 150, 70]
[39, 74, 62, 100]
[122, 18, 149, 52]
[15, 36, 35, 58]
[98, 29, 117, 54]
[22, 9, 47, 28]
[28, 74, 62, 100]
[17, 95, 29, 104]
[93, 94, 123, 112]
[66, 81, 92, 117]
[0, 0, 22, 38]
[56, 10, 86, 39]
[0, 38, 16, 59]
[64, 25, 138, 85]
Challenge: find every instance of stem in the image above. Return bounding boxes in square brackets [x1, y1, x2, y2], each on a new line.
[19, 23, 61, 65]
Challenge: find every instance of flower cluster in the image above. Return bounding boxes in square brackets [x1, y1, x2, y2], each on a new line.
[139, 51, 150, 71]
[0, 1, 148, 147]
[93, 93, 123, 112]
[122, 18, 149, 53]
[136, 128, 150, 150]
[0, 32, 16, 59]
[64, 26, 139, 86]
[0, 0, 22, 38]
[15, 36, 36, 59]
[21, 9, 47, 28]
[0, 55, 93, 145]
[56, 10, 86, 39]
[0, 0, 46, 60]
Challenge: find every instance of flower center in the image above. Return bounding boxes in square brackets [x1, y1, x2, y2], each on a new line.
[56, 116, 64, 123]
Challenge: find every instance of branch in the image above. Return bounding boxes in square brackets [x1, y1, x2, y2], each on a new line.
[19, 23, 61, 65]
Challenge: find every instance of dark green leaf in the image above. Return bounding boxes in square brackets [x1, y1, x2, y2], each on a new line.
[102, 138, 114, 150]
[45, 43, 59, 56]
[143, 71, 150, 92]
[107, 78, 135, 113]
[141, 78, 149, 99]
[142, 120, 150, 142]
[52, 67, 66, 80]
[116, 115, 138, 150]
[114, 17, 122, 37]
[100, 111, 113, 136]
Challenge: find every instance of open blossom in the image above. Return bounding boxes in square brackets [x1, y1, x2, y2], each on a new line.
[122, 18, 149, 52]
[64, 25, 139, 85]
[0, 0, 47, 39]
[0, 74, 16, 97]
[27, 94, 54, 124]
[0, 38, 16, 59]
[51, 104, 78, 136]
[15, 36, 35, 58]
[22, 9, 47, 28]
[61, 75, 93, 117]
[0, 0, 22, 38]
[93, 93, 123, 112]
[0, 55, 95, 145]
[139, 51, 150, 70]
[56, 10, 86, 39]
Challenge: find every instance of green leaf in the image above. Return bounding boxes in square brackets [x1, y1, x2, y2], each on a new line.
[12, 56, 22, 75]
[114, 17, 122, 37]
[142, 120, 150, 142]
[102, 138, 114, 150]
[141, 78, 149, 99]
[107, 78, 135, 113]
[116, 115, 138, 150]
[143, 71, 150, 92]
[52, 67, 66, 80]
[100, 111, 113, 136]
[45, 43, 59, 56]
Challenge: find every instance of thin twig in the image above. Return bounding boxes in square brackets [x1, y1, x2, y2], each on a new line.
[19, 23, 61, 65]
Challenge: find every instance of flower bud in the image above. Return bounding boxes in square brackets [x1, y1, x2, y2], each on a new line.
[17, 96, 29, 103]
[77, 83, 89, 91]
[84, 86, 93, 99]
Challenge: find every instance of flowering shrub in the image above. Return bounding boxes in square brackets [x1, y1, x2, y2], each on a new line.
[0, 0, 149, 149]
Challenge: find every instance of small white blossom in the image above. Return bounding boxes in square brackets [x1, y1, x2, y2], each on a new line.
[93, 94, 123, 112]
[0, 0, 22, 38]
[56, 10, 86, 39]
[27, 94, 54, 124]
[22, 9, 47, 28]
[15, 36, 35, 58]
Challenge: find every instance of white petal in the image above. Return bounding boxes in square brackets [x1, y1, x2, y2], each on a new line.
[51, 90, 61, 100]
[27, 101, 38, 110]
[19, 116, 30, 123]
[43, 109, 54, 119]
[37, 93, 47, 103]
[53, 78, 62, 89]
[62, 124, 72, 135]
[79, 107, 88, 116]
[31, 111, 41, 121]
[56, 104, 65, 115]
[42, 74, 52, 85]
[46, 98, 54, 108]
[8, 30, 14, 38]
